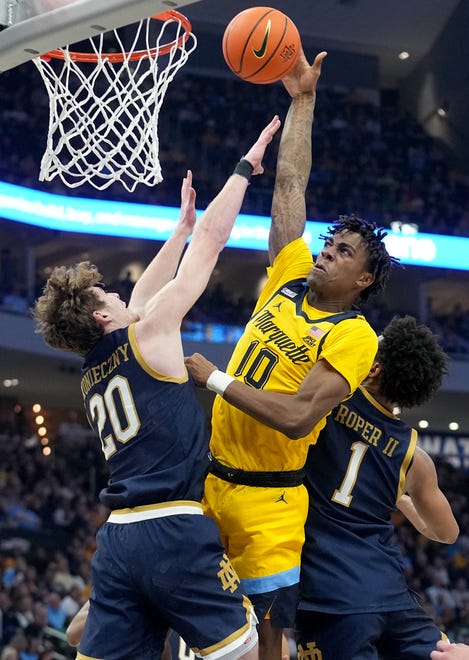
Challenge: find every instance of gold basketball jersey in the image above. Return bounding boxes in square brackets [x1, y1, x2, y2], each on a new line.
[209, 238, 378, 471]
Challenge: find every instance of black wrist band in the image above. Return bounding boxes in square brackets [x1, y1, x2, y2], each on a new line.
[233, 158, 254, 181]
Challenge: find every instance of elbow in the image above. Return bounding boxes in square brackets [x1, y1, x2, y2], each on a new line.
[278, 411, 318, 440]
[66, 629, 81, 648]
[443, 525, 459, 545]
[435, 524, 459, 545]
[194, 223, 229, 255]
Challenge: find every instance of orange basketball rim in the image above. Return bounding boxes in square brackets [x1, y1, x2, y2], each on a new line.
[41, 9, 192, 62]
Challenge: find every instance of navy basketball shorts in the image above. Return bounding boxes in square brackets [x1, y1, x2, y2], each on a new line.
[249, 583, 300, 628]
[77, 503, 257, 660]
[296, 604, 447, 660]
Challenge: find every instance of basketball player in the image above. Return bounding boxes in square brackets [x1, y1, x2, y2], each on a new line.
[296, 315, 459, 659]
[432, 641, 469, 659]
[185, 49, 395, 659]
[33, 115, 281, 660]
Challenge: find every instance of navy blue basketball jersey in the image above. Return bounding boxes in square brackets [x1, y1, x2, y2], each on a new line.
[299, 386, 418, 613]
[81, 324, 209, 509]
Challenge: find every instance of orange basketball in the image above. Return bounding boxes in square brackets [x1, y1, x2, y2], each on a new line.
[222, 6, 301, 84]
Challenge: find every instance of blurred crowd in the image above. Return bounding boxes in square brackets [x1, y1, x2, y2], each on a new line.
[1, 64, 469, 238]
[395, 459, 469, 646]
[0, 423, 107, 659]
[0, 420, 468, 658]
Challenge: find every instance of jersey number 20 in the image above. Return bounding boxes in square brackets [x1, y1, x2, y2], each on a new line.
[88, 375, 141, 459]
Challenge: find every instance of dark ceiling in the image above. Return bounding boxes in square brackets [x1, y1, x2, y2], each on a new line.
[183, 0, 460, 86]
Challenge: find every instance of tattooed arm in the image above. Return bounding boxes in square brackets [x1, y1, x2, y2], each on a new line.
[269, 50, 327, 264]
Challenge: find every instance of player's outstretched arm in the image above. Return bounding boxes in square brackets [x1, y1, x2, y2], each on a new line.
[399, 446, 459, 544]
[128, 170, 197, 318]
[269, 50, 327, 263]
[134, 117, 280, 380]
[185, 352, 350, 440]
[142, 115, 281, 330]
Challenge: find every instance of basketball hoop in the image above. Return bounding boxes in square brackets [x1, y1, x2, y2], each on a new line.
[33, 10, 197, 191]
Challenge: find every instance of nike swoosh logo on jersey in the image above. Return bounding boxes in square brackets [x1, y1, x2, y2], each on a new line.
[253, 20, 271, 58]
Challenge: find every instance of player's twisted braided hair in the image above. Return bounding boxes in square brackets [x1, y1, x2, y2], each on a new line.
[33, 261, 105, 356]
[321, 214, 399, 302]
[377, 315, 448, 408]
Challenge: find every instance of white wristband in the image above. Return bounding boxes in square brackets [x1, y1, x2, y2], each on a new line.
[206, 370, 235, 397]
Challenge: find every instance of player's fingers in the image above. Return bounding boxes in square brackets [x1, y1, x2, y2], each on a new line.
[263, 115, 280, 135]
[266, 115, 281, 138]
[181, 169, 192, 191]
[436, 641, 452, 651]
[312, 50, 328, 74]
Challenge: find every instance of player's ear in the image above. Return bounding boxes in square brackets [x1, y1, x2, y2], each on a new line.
[356, 271, 374, 291]
[368, 361, 381, 379]
[93, 309, 111, 328]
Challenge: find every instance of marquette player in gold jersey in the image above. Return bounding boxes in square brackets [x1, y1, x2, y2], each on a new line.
[186, 50, 396, 659]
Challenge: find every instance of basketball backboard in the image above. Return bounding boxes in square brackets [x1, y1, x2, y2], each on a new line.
[0, 0, 200, 72]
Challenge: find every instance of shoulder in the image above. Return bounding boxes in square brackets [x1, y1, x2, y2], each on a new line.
[405, 446, 436, 489]
[268, 237, 313, 274]
[328, 315, 378, 343]
[256, 238, 312, 310]
[409, 445, 435, 473]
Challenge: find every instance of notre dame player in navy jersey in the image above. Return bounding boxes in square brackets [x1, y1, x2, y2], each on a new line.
[296, 315, 459, 660]
[34, 116, 281, 660]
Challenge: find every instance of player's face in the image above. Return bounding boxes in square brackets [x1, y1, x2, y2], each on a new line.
[308, 230, 373, 300]
[91, 286, 138, 324]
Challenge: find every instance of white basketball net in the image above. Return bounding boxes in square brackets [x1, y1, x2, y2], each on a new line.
[33, 15, 197, 191]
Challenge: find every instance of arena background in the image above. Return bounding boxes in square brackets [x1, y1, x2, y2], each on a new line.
[0, 2, 468, 657]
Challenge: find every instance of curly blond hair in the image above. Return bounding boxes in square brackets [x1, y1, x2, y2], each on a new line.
[33, 261, 105, 356]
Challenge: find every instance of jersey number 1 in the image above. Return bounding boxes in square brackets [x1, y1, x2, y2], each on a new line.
[332, 441, 369, 507]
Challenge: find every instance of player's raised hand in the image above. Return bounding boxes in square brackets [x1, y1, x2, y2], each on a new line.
[282, 49, 327, 98]
[243, 115, 281, 175]
[178, 169, 197, 234]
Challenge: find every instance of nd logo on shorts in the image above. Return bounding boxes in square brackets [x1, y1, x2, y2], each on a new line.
[218, 553, 240, 593]
[298, 641, 324, 660]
